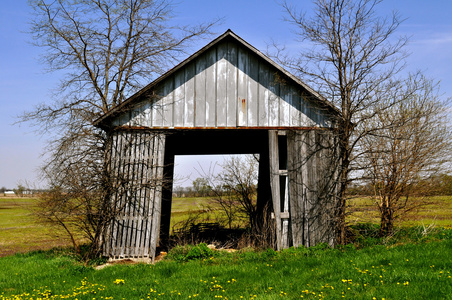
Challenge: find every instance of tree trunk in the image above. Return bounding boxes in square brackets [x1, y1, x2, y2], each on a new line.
[379, 201, 394, 237]
[336, 125, 350, 245]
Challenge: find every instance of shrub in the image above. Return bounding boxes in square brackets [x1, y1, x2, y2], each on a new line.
[166, 243, 216, 262]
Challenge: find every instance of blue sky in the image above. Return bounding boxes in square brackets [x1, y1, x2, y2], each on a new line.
[1, 0, 451, 189]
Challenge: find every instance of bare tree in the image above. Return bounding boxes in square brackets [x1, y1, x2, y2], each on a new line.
[278, 0, 409, 243]
[361, 76, 451, 236]
[208, 155, 259, 230]
[21, 0, 218, 257]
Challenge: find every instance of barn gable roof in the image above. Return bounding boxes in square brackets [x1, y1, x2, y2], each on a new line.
[95, 30, 340, 130]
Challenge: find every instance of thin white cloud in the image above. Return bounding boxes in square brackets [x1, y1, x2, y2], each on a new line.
[412, 33, 452, 46]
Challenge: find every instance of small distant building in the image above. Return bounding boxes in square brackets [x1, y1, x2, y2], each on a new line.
[95, 30, 341, 261]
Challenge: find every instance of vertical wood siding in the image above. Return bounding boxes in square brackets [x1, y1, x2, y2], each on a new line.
[103, 131, 166, 260]
[287, 130, 337, 248]
[269, 129, 337, 250]
[112, 40, 334, 129]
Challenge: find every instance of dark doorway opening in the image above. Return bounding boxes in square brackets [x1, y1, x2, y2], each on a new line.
[159, 130, 273, 249]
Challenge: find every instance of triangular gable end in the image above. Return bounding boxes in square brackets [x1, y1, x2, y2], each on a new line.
[95, 30, 339, 130]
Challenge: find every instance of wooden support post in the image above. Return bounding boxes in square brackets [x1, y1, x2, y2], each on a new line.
[256, 140, 271, 235]
[269, 130, 291, 250]
[268, 130, 282, 250]
[280, 172, 290, 248]
[159, 150, 175, 251]
[278, 131, 290, 249]
[148, 133, 165, 262]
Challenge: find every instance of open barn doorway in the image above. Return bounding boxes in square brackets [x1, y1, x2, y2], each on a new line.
[168, 154, 261, 249]
[157, 129, 274, 251]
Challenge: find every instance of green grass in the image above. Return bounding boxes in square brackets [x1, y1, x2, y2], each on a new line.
[1, 230, 452, 299]
[2, 196, 452, 299]
[170, 196, 214, 228]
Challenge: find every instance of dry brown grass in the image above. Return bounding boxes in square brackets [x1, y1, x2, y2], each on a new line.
[0, 197, 81, 257]
[347, 195, 452, 227]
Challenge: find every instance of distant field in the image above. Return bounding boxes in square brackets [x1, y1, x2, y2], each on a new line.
[170, 196, 248, 231]
[170, 195, 452, 229]
[347, 195, 452, 227]
[0, 197, 75, 257]
[1, 195, 452, 257]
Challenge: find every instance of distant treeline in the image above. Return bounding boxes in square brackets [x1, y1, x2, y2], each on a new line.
[175, 173, 452, 198]
[347, 173, 452, 197]
[0, 186, 46, 196]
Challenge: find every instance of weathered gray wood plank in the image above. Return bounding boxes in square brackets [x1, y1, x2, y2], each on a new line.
[268, 72, 280, 127]
[195, 55, 207, 127]
[184, 63, 195, 127]
[226, 42, 238, 127]
[247, 54, 259, 126]
[162, 78, 174, 127]
[258, 63, 269, 126]
[237, 47, 247, 127]
[142, 133, 155, 256]
[268, 130, 282, 250]
[287, 130, 305, 247]
[205, 48, 217, 127]
[216, 43, 228, 127]
[289, 86, 302, 127]
[305, 130, 316, 247]
[149, 134, 165, 262]
[174, 70, 185, 127]
[134, 133, 148, 256]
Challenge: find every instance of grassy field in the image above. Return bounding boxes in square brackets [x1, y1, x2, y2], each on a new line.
[1, 231, 452, 299]
[170, 196, 249, 233]
[170, 196, 214, 228]
[170, 195, 452, 230]
[347, 196, 452, 227]
[1, 195, 452, 257]
[1, 196, 452, 299]
[0, 197, 77, 257]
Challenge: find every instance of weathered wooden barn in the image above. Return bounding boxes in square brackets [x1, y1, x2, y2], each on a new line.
[95, 30, 341, 261]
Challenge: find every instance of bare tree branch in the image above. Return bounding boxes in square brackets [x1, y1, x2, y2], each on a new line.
[21, 0, 219, 259]
[360, 76, 451, 236]
[277, 0, 409, 243]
